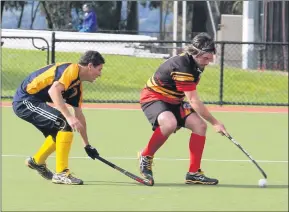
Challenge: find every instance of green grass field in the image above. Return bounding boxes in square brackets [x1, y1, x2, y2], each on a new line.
[2, 106, 288, 211]
[2, 48, 288, 104]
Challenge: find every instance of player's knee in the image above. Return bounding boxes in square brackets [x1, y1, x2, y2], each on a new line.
[194, 121, 207, 135]
[199, 121, 207, 132]
[161, 119, 177, 135]
[158, 111, 177, 135]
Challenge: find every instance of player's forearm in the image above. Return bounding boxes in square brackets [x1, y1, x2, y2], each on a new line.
[48, 88, 72, 119]
[189, 98, 218, 125]
[76, 112, 89, 146]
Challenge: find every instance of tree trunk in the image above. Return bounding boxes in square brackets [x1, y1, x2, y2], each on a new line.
[17, 4, 24, 28]
[126, 1, 138, 34]
[191, 1, 208, 39]
[41, 2, 53, 29]
[113, 1, 122, 31]
[30, 2, 40, 29]
[163, 2, 171, 40]
[159, 1, 164, 40]
[1, 1, 5, 22]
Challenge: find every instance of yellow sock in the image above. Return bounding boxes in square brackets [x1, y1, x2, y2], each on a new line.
[33, 135, 56, 164]
[56, 131, 73, 173]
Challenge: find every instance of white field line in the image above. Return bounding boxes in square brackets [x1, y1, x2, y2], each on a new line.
[1, 104, 288, 114]
[1, 154, 288, 163]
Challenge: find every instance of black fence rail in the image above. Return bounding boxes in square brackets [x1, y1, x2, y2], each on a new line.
[1, 33, 288, 106]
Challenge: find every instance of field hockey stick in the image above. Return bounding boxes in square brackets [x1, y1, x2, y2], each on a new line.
[95, 155, 154, 186]
[226, 134, 267, 179]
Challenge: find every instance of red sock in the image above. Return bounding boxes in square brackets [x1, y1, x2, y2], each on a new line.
[142, 126, 168, 156]
[189, 133, 206, 172]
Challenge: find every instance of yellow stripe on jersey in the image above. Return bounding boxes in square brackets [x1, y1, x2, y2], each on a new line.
[171, 72, 194, 81]
[150, 77, 183, 96]
[146, 76, 184, 99]
[172, 75, 194, 81]
[26, 66, 56, 94]
[171, 71, 193, 77]
[58, 64, 80, 91]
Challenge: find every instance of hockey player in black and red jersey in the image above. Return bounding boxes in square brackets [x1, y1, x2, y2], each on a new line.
[138, 33, 229, 185]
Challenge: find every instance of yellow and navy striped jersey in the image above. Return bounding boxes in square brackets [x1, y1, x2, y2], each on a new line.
[140, 53, 203, 104]
[13, 63, 83, 107]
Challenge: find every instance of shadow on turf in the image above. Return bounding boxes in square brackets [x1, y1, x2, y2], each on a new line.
[154, 183, 288, 189]
[84, 180, 140, 186]
[84, 181, 288, 189]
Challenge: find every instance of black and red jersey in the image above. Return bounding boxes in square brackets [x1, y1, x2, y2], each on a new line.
[140, 53, 203, 104]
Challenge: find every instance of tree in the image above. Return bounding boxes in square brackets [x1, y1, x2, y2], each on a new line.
[40, 2, 53, 29]
[1, 1, 5, 22]
[219, 1, 242, 15]
[126, 1, 138, 33]
[141, 1, 174, 40]
[2, 1, 27, 28]
[29, 1, 40, 29]
[17, 1, 25, 28]
[190, 1, 208, 38]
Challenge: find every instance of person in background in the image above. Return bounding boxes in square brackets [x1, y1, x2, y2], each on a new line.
[78, 3, 98, 33]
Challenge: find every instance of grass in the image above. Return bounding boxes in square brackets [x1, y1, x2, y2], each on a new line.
[2, 106, 288, 211]
[1, 48, 288, 104]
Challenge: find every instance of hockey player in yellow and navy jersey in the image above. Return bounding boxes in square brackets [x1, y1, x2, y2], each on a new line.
[12, 51, 105, 185]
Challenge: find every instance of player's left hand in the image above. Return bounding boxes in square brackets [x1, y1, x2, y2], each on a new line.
[84, 144, 99, 160]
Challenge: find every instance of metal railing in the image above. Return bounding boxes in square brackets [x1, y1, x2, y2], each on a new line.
[1, 33, 288, 106]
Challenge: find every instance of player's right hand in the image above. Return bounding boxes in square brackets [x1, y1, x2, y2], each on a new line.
[66, 116, 84, 132]
[84, 144, 99, 160]
[213, 121, 229, 136]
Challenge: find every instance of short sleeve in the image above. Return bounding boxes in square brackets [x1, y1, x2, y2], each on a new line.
[58, 64, 79, 91]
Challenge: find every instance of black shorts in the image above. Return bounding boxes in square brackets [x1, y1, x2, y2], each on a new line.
[141, 100, 195, 131]
[12, 99, 71, 140]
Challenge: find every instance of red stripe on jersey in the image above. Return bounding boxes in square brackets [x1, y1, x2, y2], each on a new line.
[175, 81, 196, 91]
[140, 88, 183, 104]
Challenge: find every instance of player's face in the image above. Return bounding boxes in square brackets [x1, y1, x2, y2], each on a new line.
[195, 53, 214, 68]
[88, 63, 103, 82]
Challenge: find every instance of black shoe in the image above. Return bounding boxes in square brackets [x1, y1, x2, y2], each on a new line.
[25, 157, 54, 180]
[52, 169, 83, 185]
[185, 169, 219, 185]
[138, 152, 154, 180]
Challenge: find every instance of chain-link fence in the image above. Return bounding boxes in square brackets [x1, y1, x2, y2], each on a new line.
[216, 41, 288, 106]
[1, 36, 50, 99]
[1, 34, 288, 106]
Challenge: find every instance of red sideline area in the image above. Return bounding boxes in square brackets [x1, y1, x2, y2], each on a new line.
[1, 102, 288, 113]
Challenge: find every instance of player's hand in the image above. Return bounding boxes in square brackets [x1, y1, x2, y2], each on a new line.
[66, 116, 84, 132]
[213, 121, 229, 136]
[84, 144, 99, 160]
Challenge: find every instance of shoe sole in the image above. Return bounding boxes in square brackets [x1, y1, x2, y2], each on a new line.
[185, 180, 219, 185]
[52, 179, 84, 185]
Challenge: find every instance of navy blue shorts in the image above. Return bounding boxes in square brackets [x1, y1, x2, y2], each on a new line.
[141, 100, 195, 131]
[12, 99, 71, 140]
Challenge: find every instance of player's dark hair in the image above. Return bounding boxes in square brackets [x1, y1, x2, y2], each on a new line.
[185, 32, 216, 55]
[78, 51, 105, 67]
